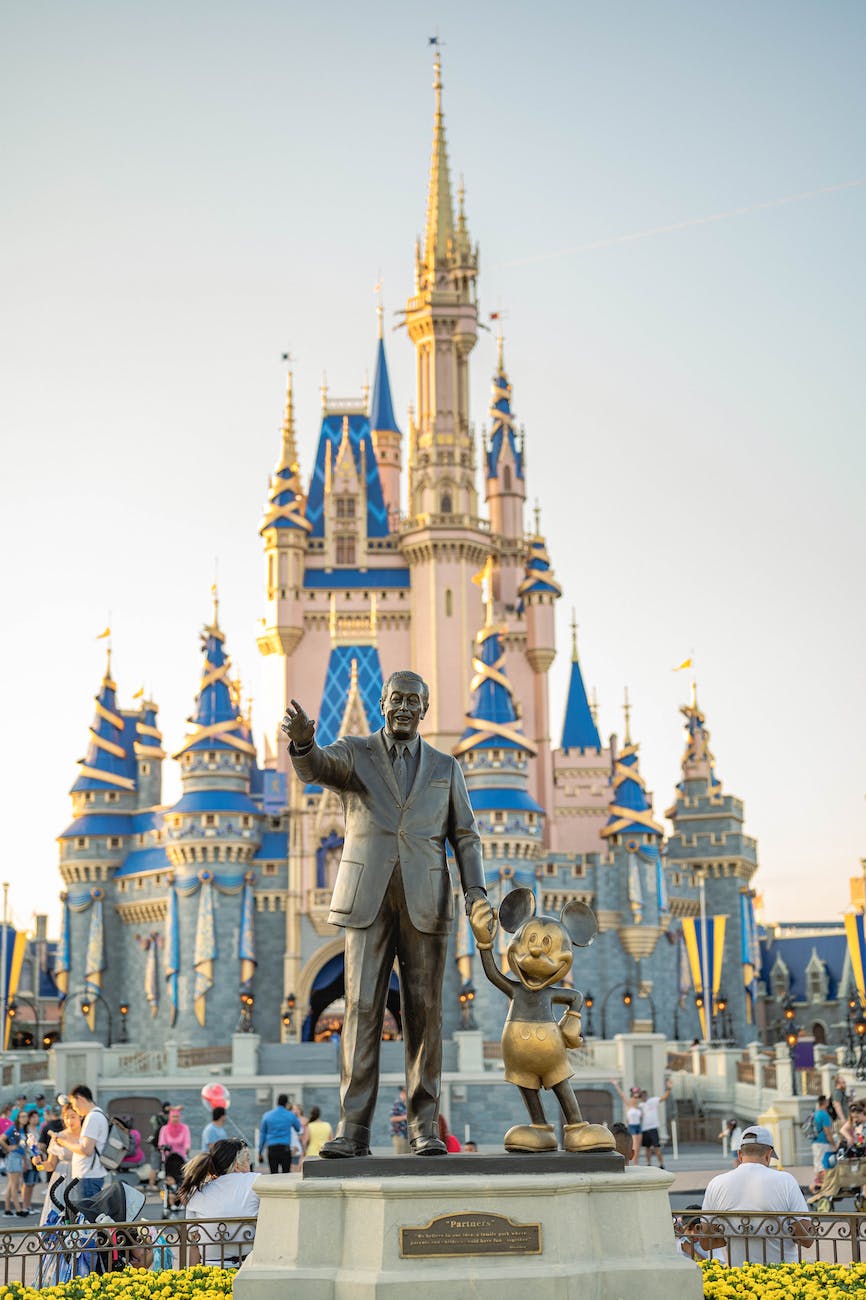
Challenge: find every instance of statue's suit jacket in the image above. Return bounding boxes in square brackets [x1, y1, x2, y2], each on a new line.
[290, 729, 485, 935]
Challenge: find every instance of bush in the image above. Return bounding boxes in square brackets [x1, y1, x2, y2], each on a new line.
[702, 1258, 866, 1297]
[0, 1264, 236, 1300]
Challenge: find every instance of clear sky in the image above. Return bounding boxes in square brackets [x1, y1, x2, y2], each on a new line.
[2, 1, 864, 936]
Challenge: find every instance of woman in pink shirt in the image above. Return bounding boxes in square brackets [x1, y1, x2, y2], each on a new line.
[158, 1107, 190, 1211]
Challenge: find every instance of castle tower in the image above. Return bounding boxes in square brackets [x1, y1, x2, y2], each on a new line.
[453, 619, 543, 1039]
[134, 699, 164, 809]
[369, 303, 402, 529]
[516, 525, 562, 826]
[401, 49, 488, 749]
[258, 365, 312, 661]
[597, 694, 670, 1033]
[550, 620, 611, 853]
[665, 681, 759, 1044]
[485, 332, 526, 615]
[57, 646, 137, 1040]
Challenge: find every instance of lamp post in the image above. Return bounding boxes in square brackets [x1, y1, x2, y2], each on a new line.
[786, 1025, 799, 1094]
[458, 981, 477, 1031]
[6, 995, 40, 1049]
[600, 983, 637, 1038]
[118, 1003, 129, 1044]
[584, 993, 594, 1038]
[715, 993, 730, 1042]
[281, 992, 297, 1040]
[76, 990, 114, 1046]
[855, 1014, 866, 1083]
[238, 990, 255, 1034]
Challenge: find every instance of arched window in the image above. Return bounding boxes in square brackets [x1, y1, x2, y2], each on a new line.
[503, 465, 512, 491]
[440, 493, 453, 515]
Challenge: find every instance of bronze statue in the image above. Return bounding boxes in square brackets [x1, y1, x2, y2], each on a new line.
[476, 886, 616, 1153]
[283, 670, 495, 1157]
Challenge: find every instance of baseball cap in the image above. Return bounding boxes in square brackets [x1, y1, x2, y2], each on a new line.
[740, 1124, 776, 1155]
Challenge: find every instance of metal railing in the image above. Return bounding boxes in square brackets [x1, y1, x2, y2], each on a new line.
[672, 1210, 866, 1265]
[176, 1046, 231, 1068]
[0, 1215, 256, 1286]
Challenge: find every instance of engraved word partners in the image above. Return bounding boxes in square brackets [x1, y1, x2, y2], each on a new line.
[400, 1210, 542, 1258]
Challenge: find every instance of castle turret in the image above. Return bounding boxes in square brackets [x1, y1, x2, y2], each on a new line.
[369, 303, 402, 528]
[134, 699, 164, 808]
[402, 49, 488, 748]
[550, 619, 610, 853]
[258, 365, 312, 659]
[485, 333, 526, 615]
[516, 523, 561, 827]
[665, 681, 759, 1044]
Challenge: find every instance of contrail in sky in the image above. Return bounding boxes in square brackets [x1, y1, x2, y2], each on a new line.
[500, 176, 866, 268]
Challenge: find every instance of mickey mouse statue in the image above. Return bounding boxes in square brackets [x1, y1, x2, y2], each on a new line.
[475, 886, 616, 1154]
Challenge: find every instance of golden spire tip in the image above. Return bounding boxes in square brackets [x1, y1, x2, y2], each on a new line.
[623, 686, 632, 744]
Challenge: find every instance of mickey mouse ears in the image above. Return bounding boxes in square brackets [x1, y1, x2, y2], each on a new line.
[497, 887, 598, 948]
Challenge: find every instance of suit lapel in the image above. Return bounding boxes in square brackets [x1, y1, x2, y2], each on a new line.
[367, 730, 402, 806]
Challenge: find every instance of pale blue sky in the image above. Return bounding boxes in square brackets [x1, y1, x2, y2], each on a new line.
[2, 1, 864, 935]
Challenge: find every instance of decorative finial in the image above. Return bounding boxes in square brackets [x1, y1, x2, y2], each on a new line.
[623, 686, 632, 744]
[690, 677, 698, 710]
[350, 657, 358, 691]
[320, 371, 328, 409]
[374, 278, 384, 340]
[496, 326, 505, 373]
[570, 610, 578, 662]
[210, 578, 220, 629]
[533, 500, 541, 535]
[590, 686, 599, 723]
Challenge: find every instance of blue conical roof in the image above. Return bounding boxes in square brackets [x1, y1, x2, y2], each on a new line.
[369, 336, 400, 435]
[71, 652, 137, 793]
[601, 737, 663, 841]
[561, 649, 601, 751]
[486, 343, 523, 481]
[173, 600, 256, 758]
[260, 369, 311, 534]
[455, 625, 536, 756]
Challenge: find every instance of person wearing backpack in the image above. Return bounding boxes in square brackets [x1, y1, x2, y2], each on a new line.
[54, 1084, 109, 1197]
[809, 1094, 839, 1195]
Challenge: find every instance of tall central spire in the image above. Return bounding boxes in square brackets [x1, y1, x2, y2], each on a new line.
[423, 49, 455, 277]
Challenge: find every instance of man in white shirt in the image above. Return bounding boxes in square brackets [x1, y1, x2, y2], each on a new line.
[638, 1083, 671, 1168]
[55, 1084, 109, 1197]
[701, 1124, 813, 1266]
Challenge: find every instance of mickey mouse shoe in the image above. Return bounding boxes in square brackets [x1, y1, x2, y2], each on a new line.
[503, 1123, 558, 1152]
[563, 1121, 616, 1152]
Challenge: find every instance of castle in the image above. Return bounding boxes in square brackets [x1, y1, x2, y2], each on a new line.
[55, 53, 765, 1056]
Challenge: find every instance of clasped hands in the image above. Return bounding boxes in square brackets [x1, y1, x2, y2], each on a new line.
[469, 897, 497, 948]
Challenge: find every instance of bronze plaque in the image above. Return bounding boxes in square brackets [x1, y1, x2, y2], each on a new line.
[400, 1210, 542, 1258]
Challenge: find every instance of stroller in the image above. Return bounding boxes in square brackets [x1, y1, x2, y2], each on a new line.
[42, 1176, 149, 1282]
[808, 1150, 866, 1213]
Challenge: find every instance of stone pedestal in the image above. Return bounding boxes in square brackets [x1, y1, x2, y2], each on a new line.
[234, 1159, 701, 1300]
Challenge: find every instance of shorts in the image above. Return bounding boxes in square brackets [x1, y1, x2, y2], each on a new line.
[23, 1168, 40, 1186]
[812, 1142, 832, 1172]
[5, 1150, 24, 1173]
[628, 1124, 641, 1136]
[641, 1128, 660, 1148]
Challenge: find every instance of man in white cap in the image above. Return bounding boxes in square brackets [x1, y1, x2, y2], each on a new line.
[701, 1124, 813, 1265]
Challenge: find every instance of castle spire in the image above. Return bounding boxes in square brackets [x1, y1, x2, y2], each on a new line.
[454, 623, 537, 758]
[601, 711, 663, 842]
[423, 47, 455, 277]
[369, 311, 401, 438]
[174, 595, 256, 759]
[560, 616, 601, 751]
[260, 364, 311, 534]
[672, 677, 722, 794]
[71, 655, 136, 794]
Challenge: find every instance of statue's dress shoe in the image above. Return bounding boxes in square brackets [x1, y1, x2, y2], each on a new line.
[410, 1135, 448, 1156]
[319, 1135, 371, 1159]
[563, 1121, 616, 1153]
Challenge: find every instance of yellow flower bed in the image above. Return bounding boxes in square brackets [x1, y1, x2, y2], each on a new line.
[702, 1259, 866, 1297]
[0, 1265, 235, 1300]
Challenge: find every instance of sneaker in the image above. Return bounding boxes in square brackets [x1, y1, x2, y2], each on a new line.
[3, 1210, 14, 1216]
[16, 1211, 28, 1217]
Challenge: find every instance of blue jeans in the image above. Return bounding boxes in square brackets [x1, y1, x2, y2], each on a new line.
[80, 1177, 104, 1199]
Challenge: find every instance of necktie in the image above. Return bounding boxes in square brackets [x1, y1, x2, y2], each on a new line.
[393, 744, 408, 802]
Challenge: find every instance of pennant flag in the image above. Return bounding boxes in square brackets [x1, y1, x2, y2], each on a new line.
[681, 913, 728, 1038]
[844, 912, 866, 1005]
[194, 877, 217, 1026]
[54, 899, 71, 998]
[96, 627, 111, 640]
[239, 878, 256, 987]
[673, 658, 693, 672]
[84, 895, 106, 1032]
[740, 889, 761, 1023]
[132, 687, 144, 700]
[164, 885, 179, 1027]
[1, 927, 29, 1050]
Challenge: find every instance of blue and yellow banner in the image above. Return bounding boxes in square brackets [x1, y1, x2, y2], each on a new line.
[740, 889, 760, 1023]
[2, 926, 29, 1050]
[239, 877, 256, 987]
[844, 912, 866, 1005]
[681, 913, 727, 1038]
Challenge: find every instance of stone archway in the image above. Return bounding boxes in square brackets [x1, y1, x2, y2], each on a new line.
[296, 940, 402, 1042]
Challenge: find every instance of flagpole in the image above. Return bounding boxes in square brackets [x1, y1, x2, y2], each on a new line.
[699, 872, 711, 1044]
[0, 883, 8, 1054]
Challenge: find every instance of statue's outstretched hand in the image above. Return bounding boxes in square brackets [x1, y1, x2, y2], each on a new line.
[282, 699, 316, 749]
[469, 898, 497, 950]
